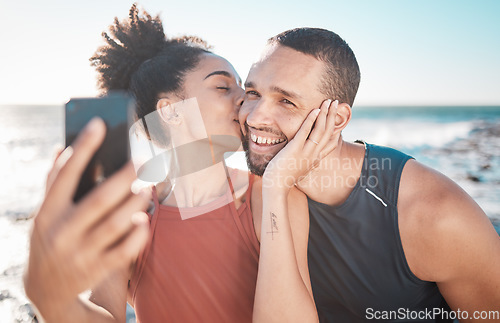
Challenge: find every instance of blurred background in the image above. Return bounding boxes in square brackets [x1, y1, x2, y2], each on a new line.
[1, 0, 499, 321]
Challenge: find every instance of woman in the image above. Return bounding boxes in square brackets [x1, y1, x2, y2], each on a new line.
[24, 5, 332, 322]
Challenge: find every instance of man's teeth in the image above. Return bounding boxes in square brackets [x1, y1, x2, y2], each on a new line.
[250, 133, 285, 145]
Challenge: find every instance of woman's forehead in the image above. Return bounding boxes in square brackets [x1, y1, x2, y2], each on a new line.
[197, 54, 240, 81]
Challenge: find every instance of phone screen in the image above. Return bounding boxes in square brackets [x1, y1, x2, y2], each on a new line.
[65, 92, 134, 202]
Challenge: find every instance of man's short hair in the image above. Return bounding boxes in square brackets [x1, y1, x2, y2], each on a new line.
[268, 28, 360, 107]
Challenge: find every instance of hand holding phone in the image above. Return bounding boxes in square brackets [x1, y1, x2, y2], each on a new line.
[25, 117, 151, 321]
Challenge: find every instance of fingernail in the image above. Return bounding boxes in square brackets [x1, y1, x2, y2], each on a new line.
[313, 109, 321, 116]
[326, 99, 332, 111]
[84, 117, 103, 134]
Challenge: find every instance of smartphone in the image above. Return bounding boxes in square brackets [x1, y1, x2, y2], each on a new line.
[65, 92, 135, 202]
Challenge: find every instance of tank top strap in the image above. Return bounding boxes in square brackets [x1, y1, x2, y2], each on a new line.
[245, 173, 255, 203]
[226, 168, 237, 202]
[152, 185, 160, 209]
[150, 185, 162, 227]
[228, 171, 259, 262]
[362, 143, 414, 207]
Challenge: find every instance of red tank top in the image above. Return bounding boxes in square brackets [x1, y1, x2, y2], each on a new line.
[128, 175, 260, 323]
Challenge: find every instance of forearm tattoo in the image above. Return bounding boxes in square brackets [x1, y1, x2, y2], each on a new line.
[267, 212, 279, 240]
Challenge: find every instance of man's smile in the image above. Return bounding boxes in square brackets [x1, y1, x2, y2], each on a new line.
[250, 133, 286, 145]
[247, 128, 287, 154]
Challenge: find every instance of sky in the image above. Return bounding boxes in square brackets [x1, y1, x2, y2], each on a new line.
[1, 0, 499, 106]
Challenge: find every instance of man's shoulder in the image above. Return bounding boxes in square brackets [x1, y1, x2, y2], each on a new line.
[397, 159, 494, 281]
[398, 159, 485, 234]
[398, 159, 471, 217]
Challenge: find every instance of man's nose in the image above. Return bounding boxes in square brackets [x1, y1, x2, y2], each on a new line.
[245, 99, 274, 127]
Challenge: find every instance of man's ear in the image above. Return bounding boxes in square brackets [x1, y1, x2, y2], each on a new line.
[333, 102, 352, 134]
[157, 98, 181, 125]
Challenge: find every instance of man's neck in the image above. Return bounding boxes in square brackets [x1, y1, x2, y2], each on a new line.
[295, 140, 366, 206]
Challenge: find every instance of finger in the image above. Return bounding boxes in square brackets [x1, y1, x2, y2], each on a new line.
[309, 100, 337, 168]
[293, 108, 321, 146]
[101, 213, 150, 271]
[82, 190, 152, 254]
[307, 99, 331, 145]
[322, 100, 338, 145]
[53, 144, 65, 162]
[312, 100, 338, 162]
[71, 162, 140, 231]
[45, 145, 66, 195]
[46, 118, 106, 205]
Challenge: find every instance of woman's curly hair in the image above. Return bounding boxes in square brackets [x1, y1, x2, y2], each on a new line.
[90, 3, 211, 146]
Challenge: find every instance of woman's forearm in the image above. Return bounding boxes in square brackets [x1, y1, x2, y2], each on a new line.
[253, 187, 318, 323]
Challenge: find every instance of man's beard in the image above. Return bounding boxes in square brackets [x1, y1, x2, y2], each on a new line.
[242, 130, 278, 177]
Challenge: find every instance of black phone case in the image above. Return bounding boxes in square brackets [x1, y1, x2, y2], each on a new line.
[65, 93, 134, 202]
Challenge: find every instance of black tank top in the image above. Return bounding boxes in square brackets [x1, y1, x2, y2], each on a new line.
[307, 142, 451, 322]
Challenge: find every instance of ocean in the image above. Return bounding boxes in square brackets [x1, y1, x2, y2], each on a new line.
[0, 105, 499, 322]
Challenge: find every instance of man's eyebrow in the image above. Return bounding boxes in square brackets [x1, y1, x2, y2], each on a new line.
[244, 82, 303, 100]
[270, 86, 303, 100]
[244, 81, 255, 88]
[204, 70, 241, 85]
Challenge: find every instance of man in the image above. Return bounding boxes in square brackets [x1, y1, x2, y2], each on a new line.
[240, 28, 500, 322]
